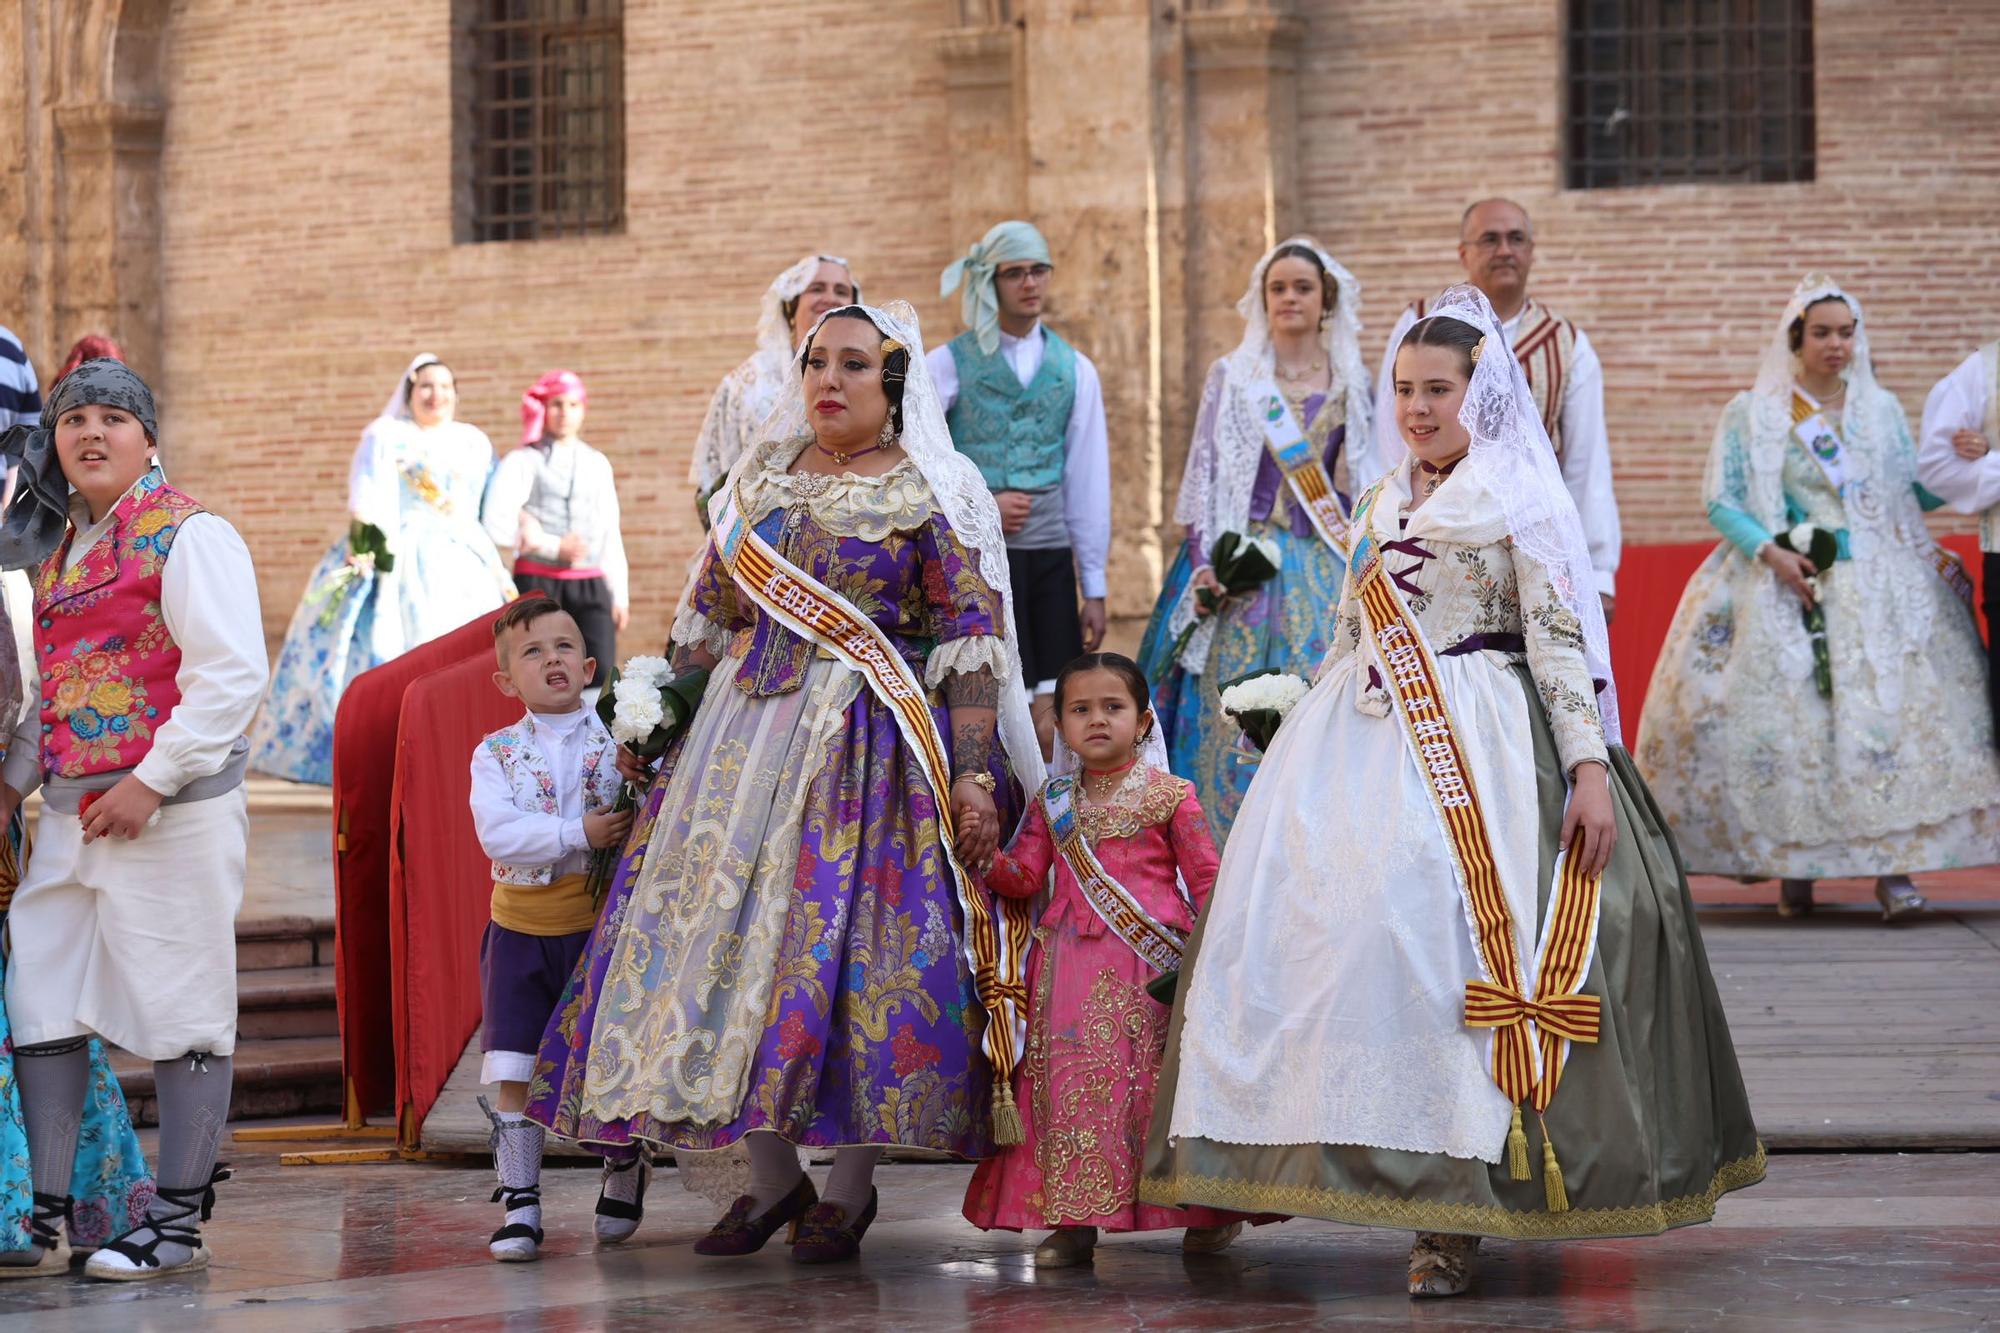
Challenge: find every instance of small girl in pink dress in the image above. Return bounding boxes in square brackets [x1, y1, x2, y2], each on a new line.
[962, 652, 1243, 1267]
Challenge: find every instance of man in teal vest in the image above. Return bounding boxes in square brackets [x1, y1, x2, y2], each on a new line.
[933, 221, 1110, 756]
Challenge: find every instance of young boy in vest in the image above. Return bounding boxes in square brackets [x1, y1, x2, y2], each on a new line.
[469, 597, 642, 1261]
[933, 220, 1112, 756]
[0, 360, 267, 1280]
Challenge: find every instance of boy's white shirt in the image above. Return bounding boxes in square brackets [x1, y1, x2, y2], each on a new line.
[467, 704, 603, 879]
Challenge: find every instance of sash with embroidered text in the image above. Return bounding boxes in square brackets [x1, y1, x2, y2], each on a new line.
[1247, 378, 1351, 558]
[1039, 775, 1185, 975]
[711, 482, 1036, 1142]
[1349, 529, 1603, 1209]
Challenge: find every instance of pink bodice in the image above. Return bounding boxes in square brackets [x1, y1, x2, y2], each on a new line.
[988, 765, 1220, 940]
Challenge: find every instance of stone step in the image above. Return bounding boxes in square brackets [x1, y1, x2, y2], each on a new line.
[236, 964, 338, 1040]
[236, 915, 335, 972]
[111, 1034, 344, 1128]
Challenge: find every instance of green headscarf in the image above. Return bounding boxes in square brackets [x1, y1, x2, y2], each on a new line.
[938, 220, 1053, 356]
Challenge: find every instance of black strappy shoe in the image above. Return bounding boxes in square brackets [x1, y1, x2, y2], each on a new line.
[489, 1179, 545, 1261]
[594, 1156, 650, 1244]
[0, 1192, 72, 1279]
[84, 1166, 229, 1282]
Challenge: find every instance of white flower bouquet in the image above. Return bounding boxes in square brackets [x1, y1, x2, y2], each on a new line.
[1219, 668, 1309, 752]
[1772, 523, 1836, 697]
[584, 654, 710, 902]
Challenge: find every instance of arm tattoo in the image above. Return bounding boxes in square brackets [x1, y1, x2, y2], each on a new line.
[952, 719, 994, 773]
[943, 667, 1000, 709]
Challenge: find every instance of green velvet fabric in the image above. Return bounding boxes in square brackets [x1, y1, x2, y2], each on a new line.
[1139, 665, 1764, 1240]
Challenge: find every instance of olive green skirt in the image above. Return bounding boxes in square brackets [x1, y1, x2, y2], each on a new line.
[1139, 666, 1764, 1240]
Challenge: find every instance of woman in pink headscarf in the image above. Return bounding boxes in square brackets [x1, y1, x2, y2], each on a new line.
[480, 370, 628, 691]
[251, 354, 515, 783]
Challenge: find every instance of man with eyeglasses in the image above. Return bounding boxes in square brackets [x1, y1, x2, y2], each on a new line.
[934, 220, 1111, 755]
[1374, 198, 1622, 621]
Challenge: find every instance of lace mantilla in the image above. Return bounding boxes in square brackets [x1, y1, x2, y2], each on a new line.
[741, 442, 936, 541]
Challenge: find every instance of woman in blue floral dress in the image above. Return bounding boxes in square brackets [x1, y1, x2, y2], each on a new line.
[250, 355, 515, 783]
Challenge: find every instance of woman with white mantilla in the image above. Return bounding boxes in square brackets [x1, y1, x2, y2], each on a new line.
[1638, 277, 2000, 920]
[252, 356, 514, 783]
[1142, 286, 1760, 1299]
[1136, 237, 1372, 842]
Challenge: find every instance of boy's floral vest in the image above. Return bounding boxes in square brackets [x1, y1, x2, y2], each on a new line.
[32, 470, 203, 780]
[480, 712, 622, 884]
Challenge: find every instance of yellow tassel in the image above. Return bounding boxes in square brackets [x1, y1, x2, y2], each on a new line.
[992, 1078, 1026, 1146]
[1506, 1106, 1530, 1181]
[1541, 1131, 1570, 1213]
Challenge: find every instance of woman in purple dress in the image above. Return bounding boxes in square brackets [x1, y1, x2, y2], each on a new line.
[528, 301, 1043, 1263]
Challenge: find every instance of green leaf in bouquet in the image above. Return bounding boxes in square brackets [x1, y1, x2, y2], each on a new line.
[595, 666, 622, 731]
[347, 519, 395, 573]
[1145, 967, 1181, 1007]
[1807, 528, 1839, 571]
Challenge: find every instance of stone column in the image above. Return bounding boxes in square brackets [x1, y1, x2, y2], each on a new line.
[52, 102, 166, 380]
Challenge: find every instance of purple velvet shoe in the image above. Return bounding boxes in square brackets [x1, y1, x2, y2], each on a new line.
[691, 1175, 818, 1257]
[789, 1187, 878, 1265]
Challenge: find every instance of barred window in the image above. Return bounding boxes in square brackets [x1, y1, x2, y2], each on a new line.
[1565, 0, 1814, 190]
[459, 0, 625, 242]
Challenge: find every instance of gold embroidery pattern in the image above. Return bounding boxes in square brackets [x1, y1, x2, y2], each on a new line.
[1029, 965, 1169, 1225]
[1139, 1145, 1766, 1240]
[1075, 770, 1189, 843]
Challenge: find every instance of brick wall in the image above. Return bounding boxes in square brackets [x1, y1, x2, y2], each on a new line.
[1297, 0, 2000, 544]
[157, 0, 961, 657]
[26, 0, 2000, 664]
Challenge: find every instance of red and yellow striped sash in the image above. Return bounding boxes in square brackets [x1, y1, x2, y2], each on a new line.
[712, 485, 1035, 1141]
[1352, 546, 1602, 1202]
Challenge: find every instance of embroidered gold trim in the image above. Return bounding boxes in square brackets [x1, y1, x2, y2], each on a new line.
[1138, 1144, 1766, 1240]
[1075, 771, 1187, 841]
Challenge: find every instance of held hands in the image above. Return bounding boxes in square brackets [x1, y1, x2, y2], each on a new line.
[995, 491, 1033, 536]
[1953, 428, 1991, 461]
[1560, 760, 1616, 879]
[557, 532, 591, 565]
[951, 777, 1000, 872]
[583, 805, 635, 850]
[1760, 542, 1818, 607]
[81, 774, 165, 844]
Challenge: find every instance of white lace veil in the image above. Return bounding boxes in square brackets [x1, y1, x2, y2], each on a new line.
[1175, 236, 1372, 545]
[1393, 284, 1621, 745]
[754, 254, 858, 365]
[377, 353, 443, 424]
[1707, 273, 1937, 711]
[698, 299, 1047, 795]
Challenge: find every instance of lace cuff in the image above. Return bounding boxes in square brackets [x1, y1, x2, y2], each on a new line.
[669, 608, 735, 658]
[925, 632, 1011, 689]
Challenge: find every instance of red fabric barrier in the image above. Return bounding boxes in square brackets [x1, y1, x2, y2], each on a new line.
[1609, 535, 1988, 741]
[388, 651, 524, 1139]
[330, 597, 541, 1122]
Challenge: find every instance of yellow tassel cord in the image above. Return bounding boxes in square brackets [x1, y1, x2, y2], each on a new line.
[992, 1077, 1026, 1146]
[1506, 1106, 1530, 1181]
[1540, 1116, 1569, 1213]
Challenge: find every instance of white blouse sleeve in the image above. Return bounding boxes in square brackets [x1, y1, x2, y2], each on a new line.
[468, 743, 586, 867]
[1916, 351, 2000, 514]
[133, 514, 270, 796]
[597, 451, 629, 609]
[346, 423, 401, 533]
[1558, 330, 1622, 598]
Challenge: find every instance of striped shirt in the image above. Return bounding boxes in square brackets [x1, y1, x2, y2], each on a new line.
[0, 326, 40, 431]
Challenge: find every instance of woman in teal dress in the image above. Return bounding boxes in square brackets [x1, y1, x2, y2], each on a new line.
[1137, 238, 1373, 842]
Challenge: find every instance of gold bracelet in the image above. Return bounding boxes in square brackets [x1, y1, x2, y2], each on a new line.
[952, 771, 997, 794]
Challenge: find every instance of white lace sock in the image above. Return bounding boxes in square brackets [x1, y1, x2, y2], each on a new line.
[820, 1146, 881, 1224]
[744, 1130, 805, 1213]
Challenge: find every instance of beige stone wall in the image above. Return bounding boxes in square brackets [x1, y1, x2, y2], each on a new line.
[1295, 0, 2000, 544]
[4, 0, 1998, 661]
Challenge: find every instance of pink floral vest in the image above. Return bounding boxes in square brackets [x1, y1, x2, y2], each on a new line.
[480, 712, 623, 884]
[32, 471, 204, 780]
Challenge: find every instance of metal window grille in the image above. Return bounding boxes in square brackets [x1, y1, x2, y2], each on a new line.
[1565, 0, 1814, 190]
[466, 0, 624, 242]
